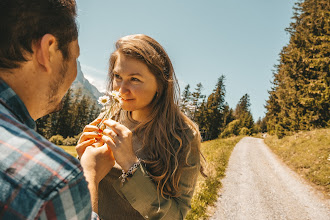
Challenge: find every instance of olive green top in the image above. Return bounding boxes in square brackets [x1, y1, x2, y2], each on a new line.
[98, 111, 201, 220]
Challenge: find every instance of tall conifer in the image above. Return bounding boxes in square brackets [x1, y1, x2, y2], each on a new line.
[266, 0, 330, 136]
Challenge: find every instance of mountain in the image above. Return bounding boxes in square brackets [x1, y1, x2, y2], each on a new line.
[71, 61, 103, 100]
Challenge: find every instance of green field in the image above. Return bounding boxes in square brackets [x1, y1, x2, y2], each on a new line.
[59, 145, 77, 158]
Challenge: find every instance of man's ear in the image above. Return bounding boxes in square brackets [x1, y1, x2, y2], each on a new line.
[34, 34, 57, 73]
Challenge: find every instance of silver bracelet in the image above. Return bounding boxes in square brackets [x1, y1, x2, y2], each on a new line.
[121, 159, 141, 183]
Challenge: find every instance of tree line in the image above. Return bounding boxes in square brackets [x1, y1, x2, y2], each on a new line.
[179, 75, 262, 141]
[265, 0, 329, 138]
[36, 88, 101, 145]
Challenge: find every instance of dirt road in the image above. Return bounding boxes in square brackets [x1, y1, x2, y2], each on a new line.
[210, 137, 329, 220]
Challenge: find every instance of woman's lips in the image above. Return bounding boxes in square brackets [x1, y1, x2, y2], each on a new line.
[122, 98, 134, 102]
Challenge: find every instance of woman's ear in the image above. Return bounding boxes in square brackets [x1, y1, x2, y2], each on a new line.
[34, 34, 57, 73]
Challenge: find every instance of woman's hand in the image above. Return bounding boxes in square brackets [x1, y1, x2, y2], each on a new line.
[102, 119, 139, 172]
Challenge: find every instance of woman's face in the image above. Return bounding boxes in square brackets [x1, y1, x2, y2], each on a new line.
[112, 53, 158, 121]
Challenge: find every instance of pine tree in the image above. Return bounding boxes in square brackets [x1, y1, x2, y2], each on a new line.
[234, 93, 254, 133]
[180, 84, 194, 119]
[254, 117, 267, 133]
[195, 97, 208, 140]
[234, 94, 251, 119]
[88, 102, 101, 124]
[265, 0, 330, 136]
[72, 95, 91, 136]
[56, 88, 73, 137]
[191, 83, 205, 120]
[203, 75, 226, 140]
[223, 103, 235, 128]
[36, 114, 48, 137]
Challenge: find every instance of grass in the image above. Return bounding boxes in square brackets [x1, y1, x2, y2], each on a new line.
[59, 145, 77, 158]
[264, 128, 330, 198]
[185, 136, 243, 220]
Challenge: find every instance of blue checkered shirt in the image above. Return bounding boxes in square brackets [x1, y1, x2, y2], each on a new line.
[0, 79, 96, 219]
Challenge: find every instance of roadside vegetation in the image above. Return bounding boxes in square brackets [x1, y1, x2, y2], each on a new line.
[265, 128, 330, 198]
[185, 136, 243, 220]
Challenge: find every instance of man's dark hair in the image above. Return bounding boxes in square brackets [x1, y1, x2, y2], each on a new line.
[0, 0, 78, 69]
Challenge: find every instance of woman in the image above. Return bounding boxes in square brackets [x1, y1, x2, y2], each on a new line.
[76, 34, 202, 220]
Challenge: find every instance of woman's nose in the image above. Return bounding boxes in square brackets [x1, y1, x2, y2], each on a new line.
[118, 81, 129, 95]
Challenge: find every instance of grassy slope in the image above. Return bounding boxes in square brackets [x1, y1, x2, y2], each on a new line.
[185, 136, 243, 220]
[265, 128, 330, 198]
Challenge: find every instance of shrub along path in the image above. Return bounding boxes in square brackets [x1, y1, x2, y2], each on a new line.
[210, 137, 329, 220]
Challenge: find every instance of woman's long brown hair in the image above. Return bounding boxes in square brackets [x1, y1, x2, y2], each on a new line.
[107, 34, 203, 198]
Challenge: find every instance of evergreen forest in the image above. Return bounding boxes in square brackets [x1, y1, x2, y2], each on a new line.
[265, 0, 329, 138]
[36, 88, 101, 145]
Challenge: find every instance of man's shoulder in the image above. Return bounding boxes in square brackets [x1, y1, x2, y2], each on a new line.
[0, 111, 84, 200]
[0, 98, 91, 220]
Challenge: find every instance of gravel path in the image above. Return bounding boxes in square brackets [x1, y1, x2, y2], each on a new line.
[210, 137, 329, 220]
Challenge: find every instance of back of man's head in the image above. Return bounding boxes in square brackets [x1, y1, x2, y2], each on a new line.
[0, 0, 78, 69]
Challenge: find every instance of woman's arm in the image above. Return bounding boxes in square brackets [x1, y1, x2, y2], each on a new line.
[102, 119, 201, 219]
[112, 137, 201, 220]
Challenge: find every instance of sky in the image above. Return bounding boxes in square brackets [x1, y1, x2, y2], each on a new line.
[76, 0, 297, 120]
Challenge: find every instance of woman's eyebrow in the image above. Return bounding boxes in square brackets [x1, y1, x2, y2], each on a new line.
[129, 73, 142, 77]
[113, 71, 143, 77]
[116, 72, 142, 76]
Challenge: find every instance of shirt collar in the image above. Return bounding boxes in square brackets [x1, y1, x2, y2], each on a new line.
[0, 79, 36, 130]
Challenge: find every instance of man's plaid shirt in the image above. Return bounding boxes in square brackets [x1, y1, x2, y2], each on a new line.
[0, 79, 94, 219]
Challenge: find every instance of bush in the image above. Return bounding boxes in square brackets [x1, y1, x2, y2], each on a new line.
[239, 127, 250, 135]
[63, 137, 78, 146]
[220, 120, 241, 138]
[219, 129, 233, 138]
[49, 135, 64, 145]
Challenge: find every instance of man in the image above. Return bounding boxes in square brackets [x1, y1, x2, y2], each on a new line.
[0, 0, 114, 219]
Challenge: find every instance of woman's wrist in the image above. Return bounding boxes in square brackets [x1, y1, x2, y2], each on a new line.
[121, 156, 140, 172]
[121, 159, 141, 183]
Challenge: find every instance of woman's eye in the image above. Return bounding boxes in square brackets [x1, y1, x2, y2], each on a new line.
[114, 74, 122, 80]
[131, 77, 141, 82]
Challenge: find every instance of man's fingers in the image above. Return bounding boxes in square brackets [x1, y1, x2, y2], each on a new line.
[97, 143, 113, 155]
